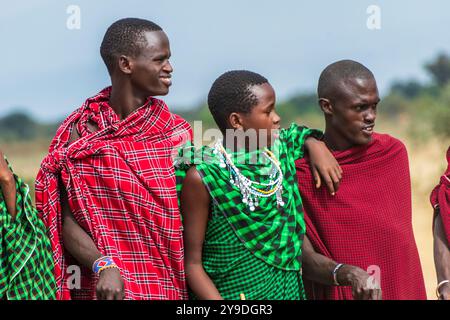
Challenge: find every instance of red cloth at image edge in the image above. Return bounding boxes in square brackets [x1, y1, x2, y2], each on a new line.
[430, 146, 450, 245]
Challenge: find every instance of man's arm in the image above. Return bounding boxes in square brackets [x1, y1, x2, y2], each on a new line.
[181, 167, 223, 300]
[0, 152, 17, 221]
[60, 123, 124, 300]
[433, 207, 450, 300]
[304, 138, 342, 196]
[302, 235, 382, 300]
[60, 180, 124, 300]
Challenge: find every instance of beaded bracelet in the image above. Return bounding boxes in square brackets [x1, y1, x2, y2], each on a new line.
[92, 256, 118, 274]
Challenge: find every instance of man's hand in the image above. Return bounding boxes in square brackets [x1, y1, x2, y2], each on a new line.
[305, 138, 343, 195]
[337, 264, 382, 300]
[96, 268, 125, 300]
[0, 150, 13, 184]
[438, 283, 450, 300]
[0, 150, 17, 220]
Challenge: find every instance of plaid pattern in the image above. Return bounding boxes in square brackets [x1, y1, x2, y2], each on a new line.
[430, 146, 450, 245]
[177, 124, 321, 299]
[296, 133, 427, 300]
[0, 158, 56, 299]
[36, 87, 191, 300]
[200, 211, 305, 300]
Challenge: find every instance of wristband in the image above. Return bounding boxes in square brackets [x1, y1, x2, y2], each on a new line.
[332, 263, 345, 286]
[92, 256, 117, 274]
[436, 280, 450, 299]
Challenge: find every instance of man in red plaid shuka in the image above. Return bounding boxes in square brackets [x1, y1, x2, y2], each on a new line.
[35, 19, 190, 300]
[296, 60, 426, 300]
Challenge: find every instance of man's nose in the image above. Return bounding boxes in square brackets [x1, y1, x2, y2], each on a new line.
[164, 60, 173, 73]
[273, 112, 281, 125]
[365, 107, 376, 122]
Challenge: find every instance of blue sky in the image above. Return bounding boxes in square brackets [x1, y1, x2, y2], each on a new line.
[1, 0, 449, 122]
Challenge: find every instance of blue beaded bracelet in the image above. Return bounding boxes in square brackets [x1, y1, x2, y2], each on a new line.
[92, 256, 116, 274]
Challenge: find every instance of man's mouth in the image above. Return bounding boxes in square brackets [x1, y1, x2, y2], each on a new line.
[160, 75, 172, 87]
[362, 124, 375, 135]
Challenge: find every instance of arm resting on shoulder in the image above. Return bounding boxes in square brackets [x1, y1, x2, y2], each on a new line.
[0, 154, 17, 220]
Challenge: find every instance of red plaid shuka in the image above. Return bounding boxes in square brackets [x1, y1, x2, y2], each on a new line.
[296, 133, 426, 300]
[430, 146, 450, 245]
[35, 87, 191, 300]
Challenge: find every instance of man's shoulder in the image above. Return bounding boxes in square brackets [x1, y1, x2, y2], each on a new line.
[372, 133, 407, 153]
[56, 106, 84, 132]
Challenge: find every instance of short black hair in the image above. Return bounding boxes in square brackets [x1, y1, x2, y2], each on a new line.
[318, 60, 375, 101]
[100, 18, 163, 75]
[207, 70, 268, 132]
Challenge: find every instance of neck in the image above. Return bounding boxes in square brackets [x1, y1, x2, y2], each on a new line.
[222, 132, 260, 153]
[323, 128, 353, 151]
[109, 79, 149, 120]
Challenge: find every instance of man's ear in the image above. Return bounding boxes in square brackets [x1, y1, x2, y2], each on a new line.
[118, 55, 132, 75]
[319, 98, 333, 116]
[228, 112, 244, 130]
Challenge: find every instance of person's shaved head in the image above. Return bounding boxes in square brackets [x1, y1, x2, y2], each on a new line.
[318, 60, 375, 101]
[100, 18, 163, 75]
[317, 60, 380, 150]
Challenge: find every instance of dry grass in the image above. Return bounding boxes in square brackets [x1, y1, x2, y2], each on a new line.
[399, 138, 447, 300]
[369, 119, 448, 300]
[1, 118, 448, 300]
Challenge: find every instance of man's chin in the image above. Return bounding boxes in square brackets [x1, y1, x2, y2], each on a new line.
[357, 135, 373, 145]
[149, 86, 170, 97]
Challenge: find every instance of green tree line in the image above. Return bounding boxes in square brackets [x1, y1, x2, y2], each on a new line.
[1, 53, 449, 141]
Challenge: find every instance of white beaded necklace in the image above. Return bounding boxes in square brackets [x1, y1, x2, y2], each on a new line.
[213, 139, 284, 211]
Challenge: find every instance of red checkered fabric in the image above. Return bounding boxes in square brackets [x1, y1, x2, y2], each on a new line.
[430, 146, 450, 244]
[295, 133, 426, 300]
[35, 87, 191, 300]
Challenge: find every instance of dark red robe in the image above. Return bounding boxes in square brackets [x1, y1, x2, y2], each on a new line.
[430, 146, 450, 245]
[296, 133, 426, 300]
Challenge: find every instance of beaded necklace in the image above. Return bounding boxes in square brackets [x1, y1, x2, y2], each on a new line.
[213, 139, 284, 211]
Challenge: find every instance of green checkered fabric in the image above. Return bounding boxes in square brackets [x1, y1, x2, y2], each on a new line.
[0, 158, 56, 300]
[176, 124, 322, 299]
[200, 210, 305, 300]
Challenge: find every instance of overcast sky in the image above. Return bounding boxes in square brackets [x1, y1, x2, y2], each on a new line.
[1, 0, 449, 122]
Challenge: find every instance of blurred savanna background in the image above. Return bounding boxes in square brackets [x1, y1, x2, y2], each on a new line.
[1, 1, 449, 299]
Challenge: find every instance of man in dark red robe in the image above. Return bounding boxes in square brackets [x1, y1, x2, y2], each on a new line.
[296, 60, 426, 300]
[430, 146, 450, 300]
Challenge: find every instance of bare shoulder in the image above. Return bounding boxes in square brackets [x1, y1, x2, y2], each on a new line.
[183, 167, 207, 193]
[68, 121, 81, 144]
[180, 166, 210, 209]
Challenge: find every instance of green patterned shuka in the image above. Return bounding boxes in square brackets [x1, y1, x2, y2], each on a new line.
[176, 124, 322, 300]
[0, 158, 56, 300]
